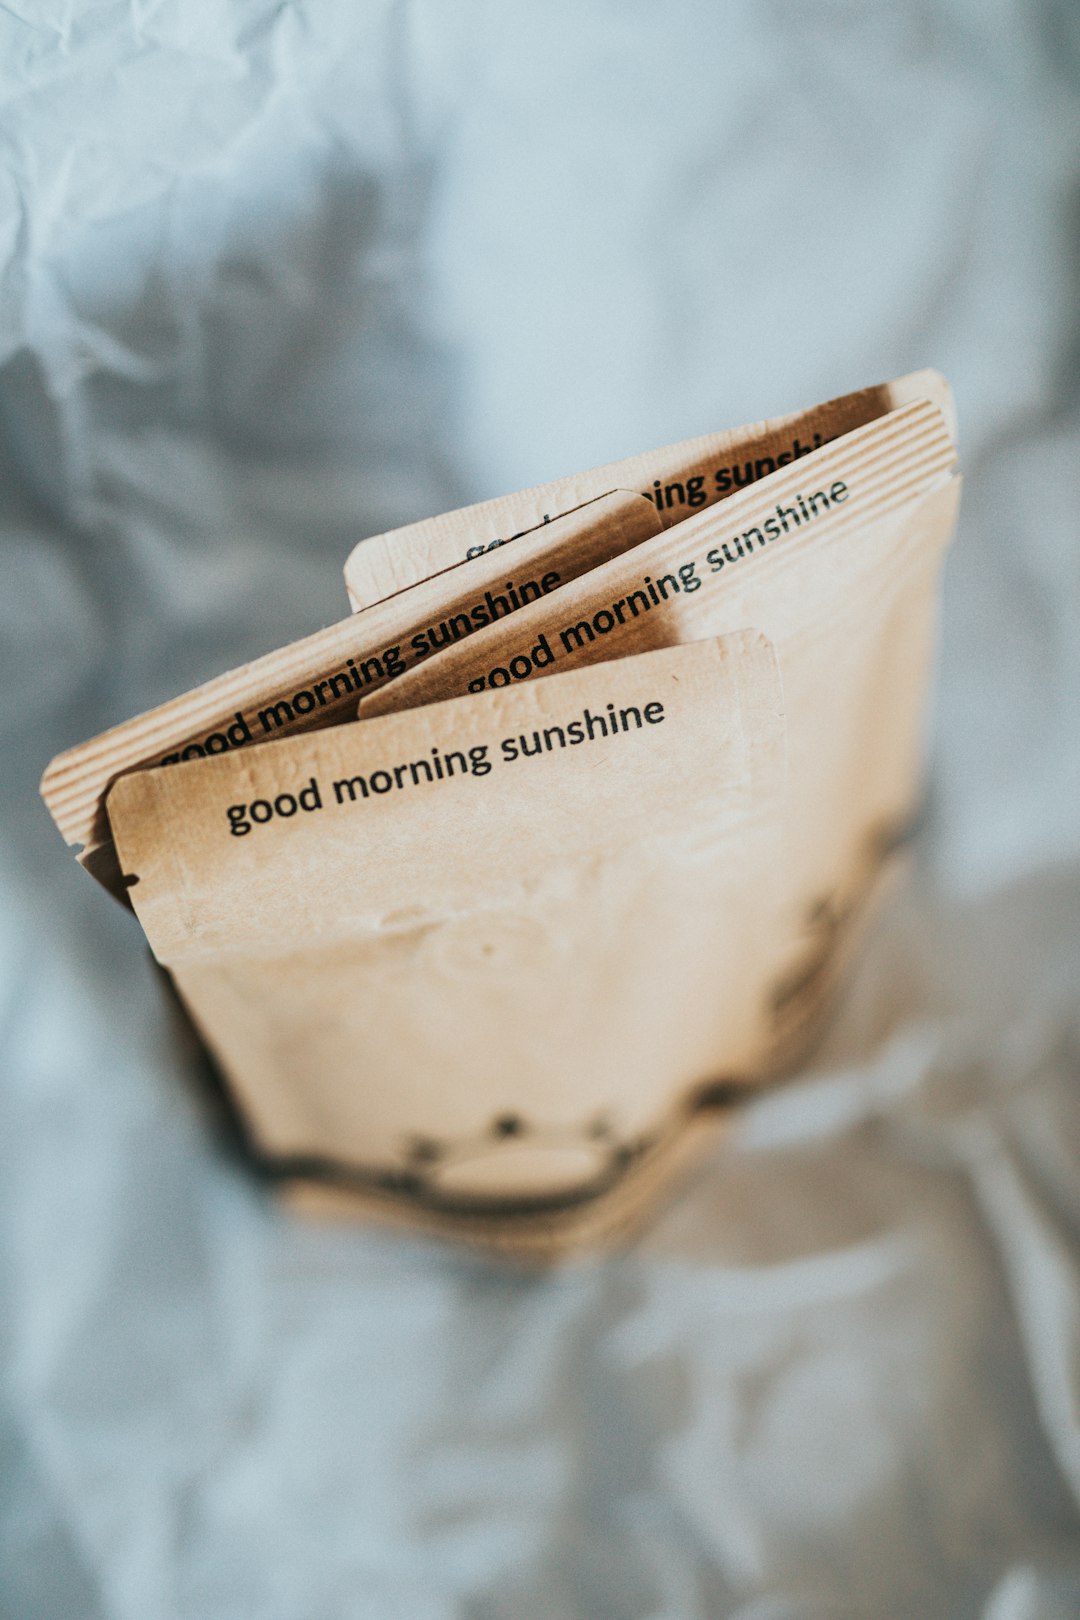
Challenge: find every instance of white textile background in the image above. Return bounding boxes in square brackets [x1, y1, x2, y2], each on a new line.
[2, 3, 1080, 1616]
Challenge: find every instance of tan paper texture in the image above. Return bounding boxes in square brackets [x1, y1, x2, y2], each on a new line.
[362, 399, 962, 1060]
[41, 488, 661, 899]
[342, 369, 954, 610]
[106, 637, 786, 1251]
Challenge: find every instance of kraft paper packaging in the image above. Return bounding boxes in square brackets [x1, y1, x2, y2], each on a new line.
[41, 370, 951, 897]
[342, 368, 954, 609]
[41, 487, 663, 901]
[40, 373, 961, 1257]
[362, 398, 961, 1066]
[104, 636, 787, 1258]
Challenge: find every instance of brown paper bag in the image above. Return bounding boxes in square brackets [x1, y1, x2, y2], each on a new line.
[105, 636, 786, 1257]
[361, 398, 962, 1063]
[40, 371, 960, 1256]
[342, 369, 954, 609]
[41, 488, 662, 900]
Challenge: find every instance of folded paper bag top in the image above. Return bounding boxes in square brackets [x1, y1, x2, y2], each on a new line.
[342, 368, 954, 609]
[40, 487, 663, 900]
[41, 369, 954, 904]
[105, 635, 788, 1254]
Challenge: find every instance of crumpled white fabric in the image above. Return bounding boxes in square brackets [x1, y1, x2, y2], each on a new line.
[3, 3, 1080, 1616]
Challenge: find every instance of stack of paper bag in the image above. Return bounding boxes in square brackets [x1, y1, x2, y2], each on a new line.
[41, 372, 961, 1258]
